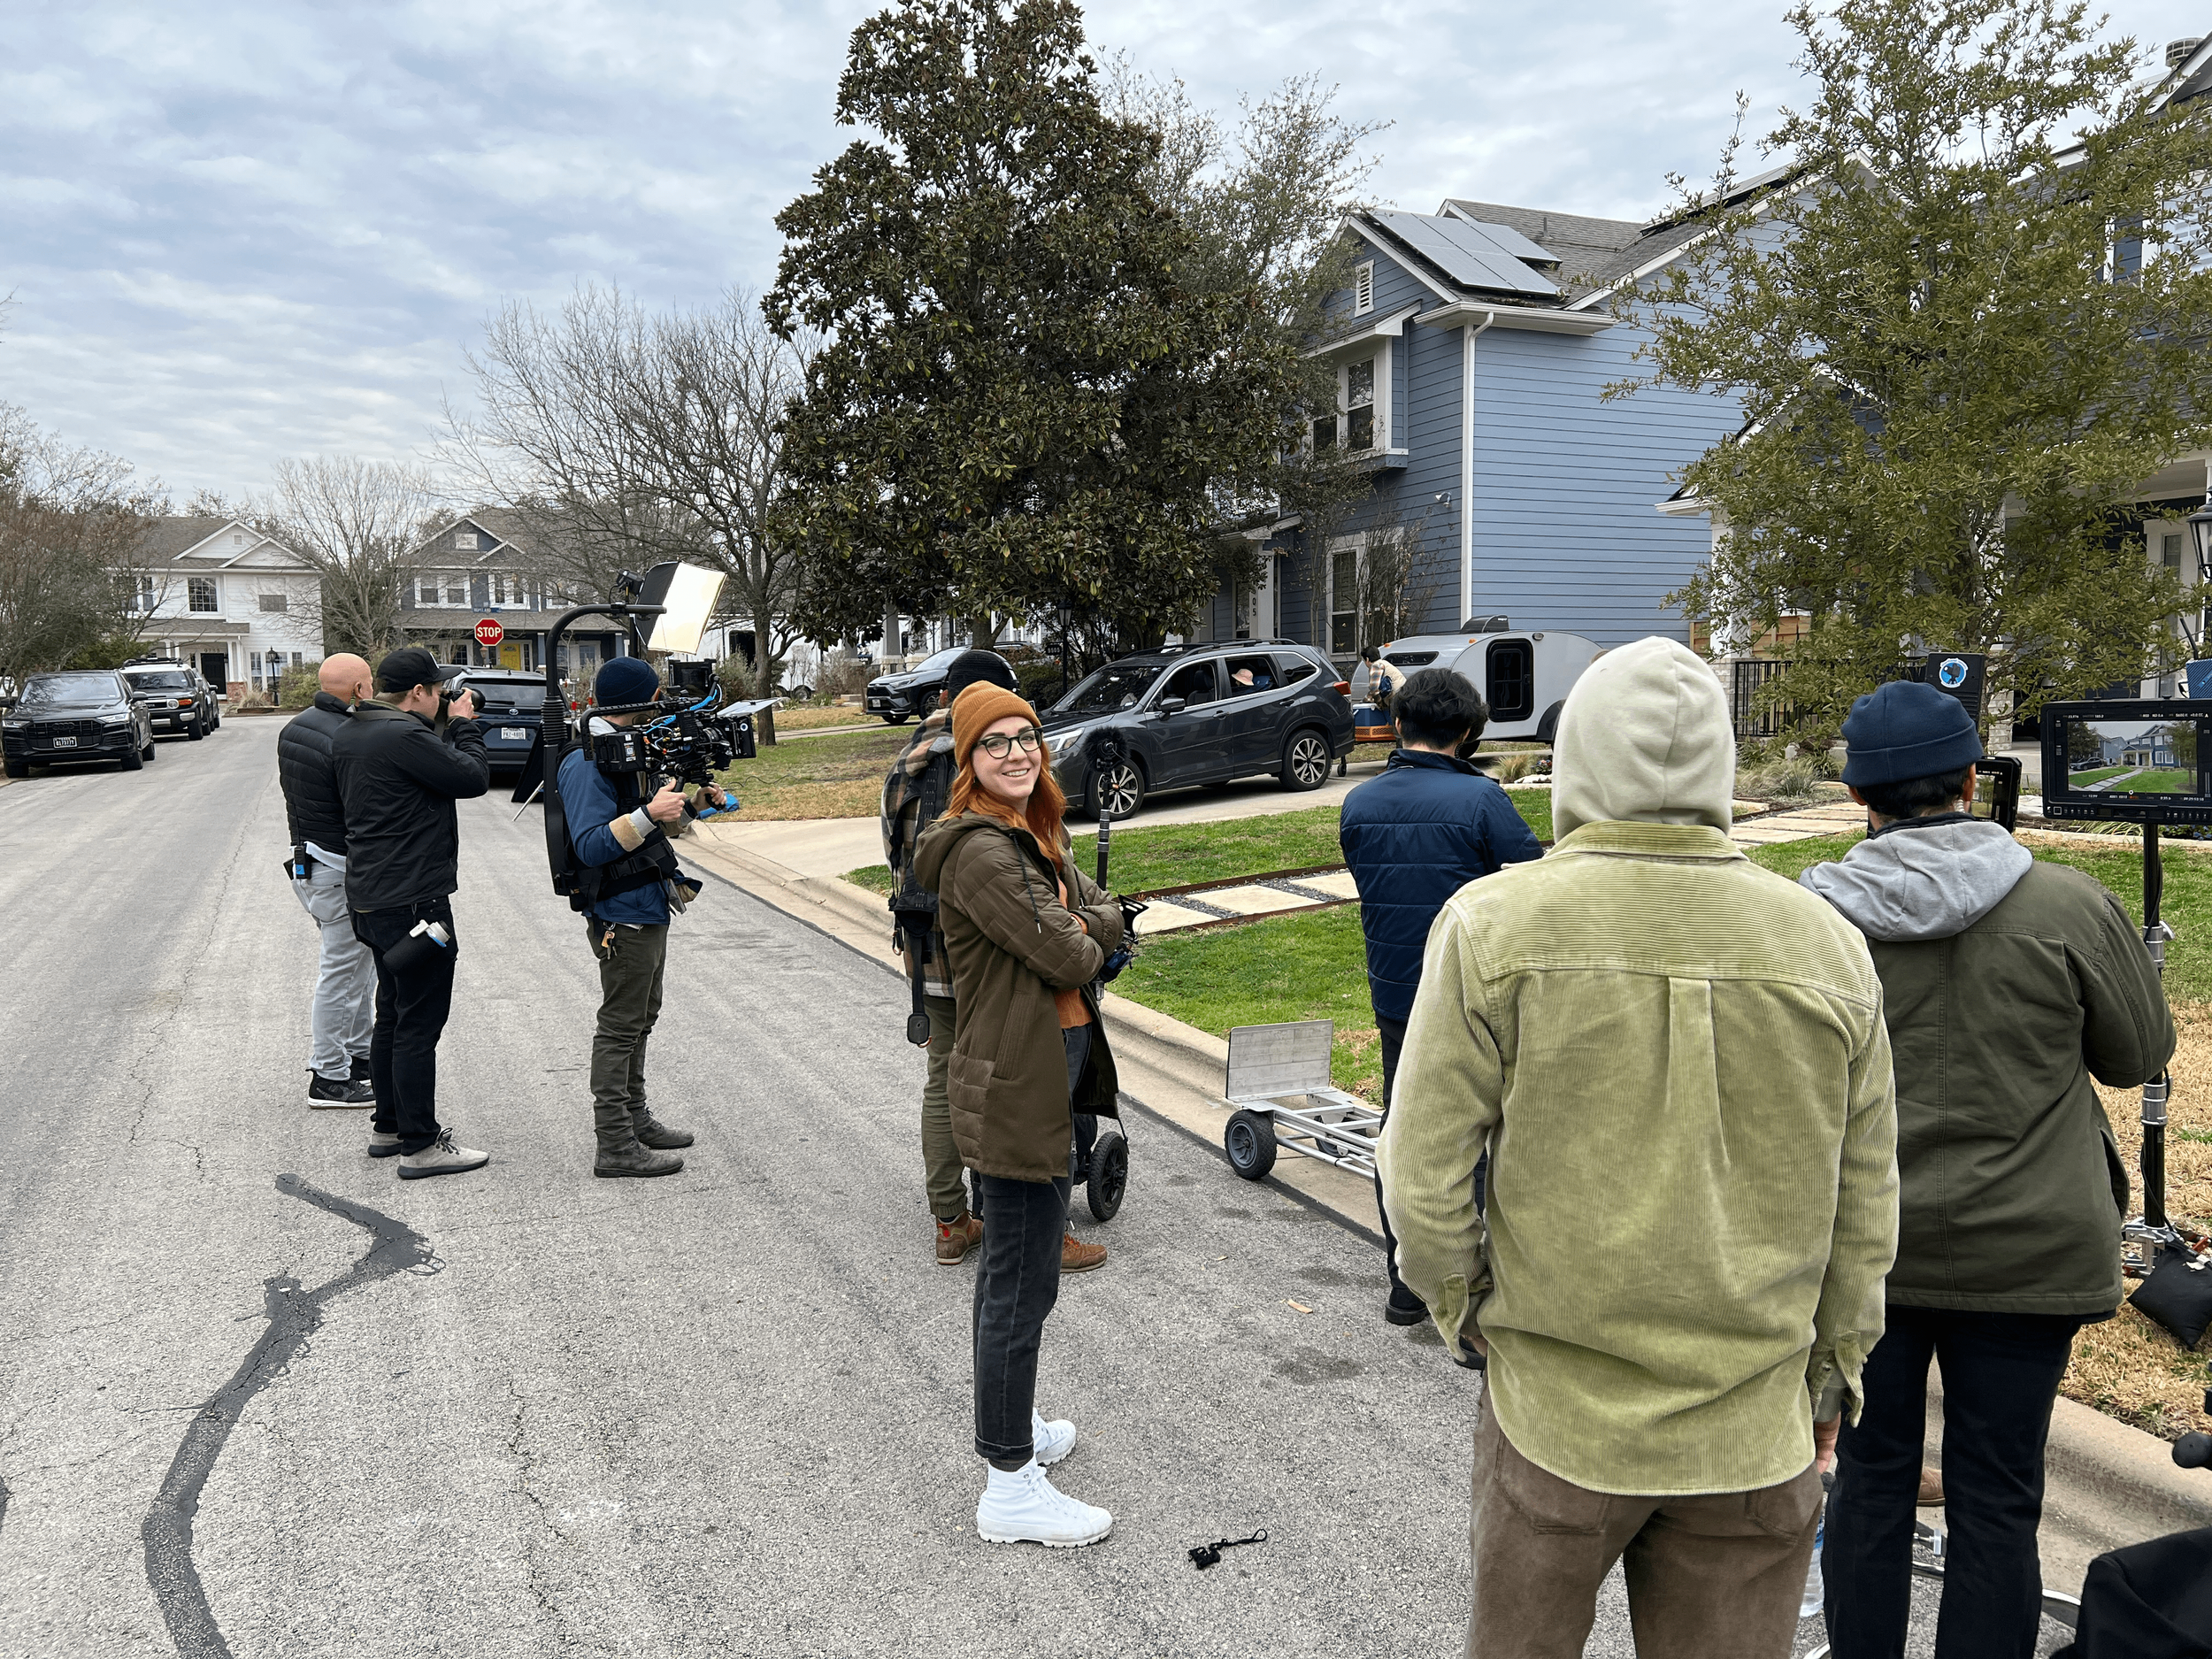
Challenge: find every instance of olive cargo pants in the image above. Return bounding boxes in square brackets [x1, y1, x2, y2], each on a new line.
[587, 919, 667, 1148]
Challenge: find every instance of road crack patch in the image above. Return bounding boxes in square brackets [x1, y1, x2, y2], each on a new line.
[141, 1175, 438, 1658]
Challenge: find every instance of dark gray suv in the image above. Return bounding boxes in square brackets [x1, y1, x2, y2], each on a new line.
[122, 660, 220, 740]
[1042, 641, 1355, 818]
[3, 671, 158, 776]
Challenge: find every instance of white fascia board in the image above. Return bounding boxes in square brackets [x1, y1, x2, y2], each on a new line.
[1415, 301, 1613, 336]
[1655, 494, 1710, 517]
[171, 518, 250, 562]
[1303, 303, 1422, 358]
[1567, 161, 1846, 311]
[1348, 213, 1462, 305]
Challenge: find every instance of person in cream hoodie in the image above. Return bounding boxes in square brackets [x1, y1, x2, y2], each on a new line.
[1379, 636, 1901, 1659]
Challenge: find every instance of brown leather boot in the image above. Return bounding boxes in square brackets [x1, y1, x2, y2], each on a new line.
[935, 1212, 983, 1265]
[1062, 1232, 1107, 1273]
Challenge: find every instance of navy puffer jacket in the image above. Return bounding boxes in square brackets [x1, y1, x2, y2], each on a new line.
[1339, 749, 1543, 1023]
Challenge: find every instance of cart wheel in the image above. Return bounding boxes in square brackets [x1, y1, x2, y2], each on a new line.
[1224, 1110, 1277, 1179]
[1087, 1131, 1128, 1221]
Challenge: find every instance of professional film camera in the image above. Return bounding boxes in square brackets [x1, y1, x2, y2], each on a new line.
[517, 561, 771, 914]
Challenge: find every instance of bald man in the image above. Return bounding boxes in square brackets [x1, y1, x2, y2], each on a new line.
[279, 653, 379, 1106]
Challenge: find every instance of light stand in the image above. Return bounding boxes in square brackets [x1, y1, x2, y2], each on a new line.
[2126, 820, 2180, 1263]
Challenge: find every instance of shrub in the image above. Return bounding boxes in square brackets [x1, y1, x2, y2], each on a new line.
[277, 663, 321, 710]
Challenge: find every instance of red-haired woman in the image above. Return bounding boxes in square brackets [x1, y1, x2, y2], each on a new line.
[913, 683, 1125, 1548]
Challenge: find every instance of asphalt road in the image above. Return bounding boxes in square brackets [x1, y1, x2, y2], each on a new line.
[0, 715, 1515, 1658]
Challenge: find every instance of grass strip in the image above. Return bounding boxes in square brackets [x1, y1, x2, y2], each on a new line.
[713, 724, 910, 821]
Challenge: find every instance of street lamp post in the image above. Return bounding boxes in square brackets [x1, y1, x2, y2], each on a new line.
[2187, 497, 2212, 577]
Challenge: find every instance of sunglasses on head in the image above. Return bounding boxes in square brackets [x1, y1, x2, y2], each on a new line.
[977, 726, 1044, 759]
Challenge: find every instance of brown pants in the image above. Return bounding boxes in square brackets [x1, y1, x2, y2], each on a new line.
[1467, 1393, 1822, 1659]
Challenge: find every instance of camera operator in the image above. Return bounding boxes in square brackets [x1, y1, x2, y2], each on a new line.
[330, 647, 493, 1179]
[557, 656, 725, 1179]
[279, 651, 377, 1107]
[1801, 681, 2175, 1659]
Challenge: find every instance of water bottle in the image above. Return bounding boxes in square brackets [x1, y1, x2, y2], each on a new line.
[1799, 1508, 1825, 1619]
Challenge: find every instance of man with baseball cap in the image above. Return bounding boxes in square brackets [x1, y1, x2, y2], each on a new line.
[1801, 680, 2173, 1656]
[880, 649, 1103, 1271]
[330, 646, 494, 1179]
[557, 655, 727, 1179]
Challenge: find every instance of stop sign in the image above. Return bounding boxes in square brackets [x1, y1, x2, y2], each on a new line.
[473, 617, 505, 648]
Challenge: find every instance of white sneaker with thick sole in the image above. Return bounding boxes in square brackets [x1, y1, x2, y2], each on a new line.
[397, 1130, 489, 1180]
[1032, 1409, 1076, 1466]
[975, 1460, 1111, 1548]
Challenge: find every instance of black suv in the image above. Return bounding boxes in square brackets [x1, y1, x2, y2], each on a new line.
[864, 647, 968, 724]
[3, 671, 158, 776]
[1042, 641, 1354, 818]
[121, 660, 220, 740]
[450, 668, 549, 780]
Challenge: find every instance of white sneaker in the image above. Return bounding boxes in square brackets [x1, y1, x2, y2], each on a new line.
[1032, 1409, 1076, 1466]
[397, 1130, 490, 1180]
[976, 1460, 1111, 1548]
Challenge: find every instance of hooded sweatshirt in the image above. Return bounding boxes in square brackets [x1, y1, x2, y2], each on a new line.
[1379, 637, 1900, 1497]
[1801, 810, 2174, 1315]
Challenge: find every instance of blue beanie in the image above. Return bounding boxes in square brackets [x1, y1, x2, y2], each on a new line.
[1839, 680, 1983, 787]
[595, 656, 660, 707]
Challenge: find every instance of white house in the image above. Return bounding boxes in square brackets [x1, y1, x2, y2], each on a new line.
[128, 516, 326, 698]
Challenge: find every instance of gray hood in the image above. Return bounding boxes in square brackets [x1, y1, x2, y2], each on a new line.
[1553, 636, 1735, 839]
[1798, 818, 2032, 941]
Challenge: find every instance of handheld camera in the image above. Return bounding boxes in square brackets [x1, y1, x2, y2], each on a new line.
[589, 662, 763, 803]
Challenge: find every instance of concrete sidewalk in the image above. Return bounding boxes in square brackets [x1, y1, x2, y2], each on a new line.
[680, 823, 2212, 1602]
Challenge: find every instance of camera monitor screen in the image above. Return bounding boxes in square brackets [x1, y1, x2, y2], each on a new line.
[2040, 700, 2212, 825]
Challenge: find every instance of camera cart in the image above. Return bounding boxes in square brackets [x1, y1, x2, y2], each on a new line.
[1217, 1019, 1381, 1182]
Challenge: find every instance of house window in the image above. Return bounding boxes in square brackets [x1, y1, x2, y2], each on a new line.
[1331, 548, 1359, 653]
[233, 533, 245, 546]
[454, 531, 479, 550]
[130, 576, 157, 614]
[1354, 261, 1374, 317]
[447, 579, 468, 607]
[1346, 357, 1375, 451]
[257, 593, 288, 613]
[188, 578, 219, 613]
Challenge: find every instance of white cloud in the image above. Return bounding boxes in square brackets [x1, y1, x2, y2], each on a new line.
[0, 0, 2190, 494]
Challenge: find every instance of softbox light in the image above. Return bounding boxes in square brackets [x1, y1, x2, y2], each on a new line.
[635, 562, 726, 657]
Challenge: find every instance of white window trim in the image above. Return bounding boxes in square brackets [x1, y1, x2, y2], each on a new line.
[1354, 260, 1375, 317]
[1333, 339, 1390, 455]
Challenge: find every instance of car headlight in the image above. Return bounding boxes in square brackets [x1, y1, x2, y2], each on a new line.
[1048, 726, 1090, 758]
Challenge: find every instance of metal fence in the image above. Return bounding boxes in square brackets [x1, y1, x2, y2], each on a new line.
[1730, 659, 1793, 741]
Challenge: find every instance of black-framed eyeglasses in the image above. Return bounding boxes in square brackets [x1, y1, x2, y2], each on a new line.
[977, 726, 1044, 759]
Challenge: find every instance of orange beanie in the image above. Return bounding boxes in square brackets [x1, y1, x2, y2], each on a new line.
[950, 683, 1041, 766]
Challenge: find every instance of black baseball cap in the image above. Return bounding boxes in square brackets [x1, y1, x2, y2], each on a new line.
[375, 646, 443, 693]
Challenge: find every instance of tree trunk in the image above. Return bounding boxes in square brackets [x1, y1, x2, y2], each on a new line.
[970, 611, 997, 649]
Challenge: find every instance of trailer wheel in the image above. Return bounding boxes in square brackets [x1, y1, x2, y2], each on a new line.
[1224, 1110, 1277, 1179]
[1086, 1130, 1129, 1221]
[1534, 701, 1564, 747]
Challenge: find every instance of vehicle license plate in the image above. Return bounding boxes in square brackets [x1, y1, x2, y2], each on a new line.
[503, 726, 528, 741]
[54, 736, 76, 748]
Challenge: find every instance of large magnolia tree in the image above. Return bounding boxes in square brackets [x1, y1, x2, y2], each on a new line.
[766, 0, 1297, 650]
[1624, 0, 2212, 733]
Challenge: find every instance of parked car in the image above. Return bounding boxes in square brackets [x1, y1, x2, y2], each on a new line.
[1349, 621, 1603, 746]
[449, 668, 549, 780]
[864, 647, 970, 724]
[1041, 641, 1355, 818]
[121, 659, 221, 740]
[2, 671, 157, 776]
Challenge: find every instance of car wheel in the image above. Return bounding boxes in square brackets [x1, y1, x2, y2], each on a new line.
[186, 717, 204, 740]
[1090, 757, 1146, 820]
[3, 759, 28, 780]
[142, 734, 157, 761]
[1279, 728, 1331, 791]
[119, 741, 144, 772]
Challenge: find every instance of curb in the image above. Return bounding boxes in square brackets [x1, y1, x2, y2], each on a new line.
[682, 822, 2208, 1588]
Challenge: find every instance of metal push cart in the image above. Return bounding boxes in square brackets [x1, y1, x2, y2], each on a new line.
[1218, 1020, 1380, 1182]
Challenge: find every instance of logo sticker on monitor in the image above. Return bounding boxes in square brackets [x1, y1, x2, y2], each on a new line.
[1938, 657, 1969, 690]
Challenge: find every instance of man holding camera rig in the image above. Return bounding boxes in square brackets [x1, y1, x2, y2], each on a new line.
[330, 646, 493, 1179]
[1801, 681, 2175, 1659]
[557, 655, 726, 1179]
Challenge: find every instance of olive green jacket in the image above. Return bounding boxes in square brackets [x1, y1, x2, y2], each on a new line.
[1807, 842, 2174, 1316]
[1379, 637, 1900, 1498]
[913, 812, 1122, 1183]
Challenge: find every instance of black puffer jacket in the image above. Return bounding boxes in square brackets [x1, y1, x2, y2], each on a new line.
[277, 693, 353, 853]
[330, 703, 489, 910]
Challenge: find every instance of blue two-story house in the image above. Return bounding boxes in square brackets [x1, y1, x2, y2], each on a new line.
[1191, 194, 1750, 658]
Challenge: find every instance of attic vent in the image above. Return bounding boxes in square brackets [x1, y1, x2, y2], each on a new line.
[1354, 261, 1374, 317]
[454, 531, 480, 550]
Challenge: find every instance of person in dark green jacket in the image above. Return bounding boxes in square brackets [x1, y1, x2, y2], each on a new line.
[1801, 680, 2175, 1659]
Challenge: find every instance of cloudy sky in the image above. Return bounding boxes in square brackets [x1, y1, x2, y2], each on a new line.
[2, 0, 2196, 496]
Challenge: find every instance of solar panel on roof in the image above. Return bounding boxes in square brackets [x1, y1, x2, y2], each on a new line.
[1452, 217, 1559, 267]
[1370, 210, 1559, 297]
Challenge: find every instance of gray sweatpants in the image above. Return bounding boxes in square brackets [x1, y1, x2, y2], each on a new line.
[292, 859, 374, 1079]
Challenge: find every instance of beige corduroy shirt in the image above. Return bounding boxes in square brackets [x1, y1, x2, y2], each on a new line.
[1378, 637, 1900, 1496]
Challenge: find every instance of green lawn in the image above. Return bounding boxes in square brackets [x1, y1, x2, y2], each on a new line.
[2069, 766, 2131, 787]
[713, 724, 910, 820]
[845, 789, 1554, 896]
[2105, 770, 2196, 795]
[1115, 829, 2212, 1096]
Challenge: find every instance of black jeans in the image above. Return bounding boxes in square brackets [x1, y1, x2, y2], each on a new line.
[1823, 1303, 2085, 1659]
[972, 1025, 1090, 1466]
[352, 896, 458, 1155]
[1375, 1012, 1486, 1316]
